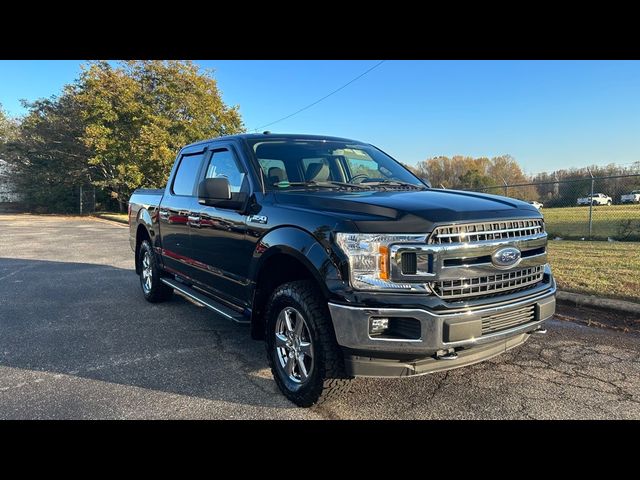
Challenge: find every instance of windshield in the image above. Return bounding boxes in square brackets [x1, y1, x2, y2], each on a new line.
[247, 138, 426, 191]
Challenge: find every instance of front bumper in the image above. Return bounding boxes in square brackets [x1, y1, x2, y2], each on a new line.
[328, 282, 556, 377]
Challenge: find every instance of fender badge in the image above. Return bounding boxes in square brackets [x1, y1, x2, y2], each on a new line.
[249, 215, 268, 224]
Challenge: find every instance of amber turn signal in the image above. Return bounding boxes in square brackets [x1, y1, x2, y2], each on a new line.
[379, 246, 389, 280]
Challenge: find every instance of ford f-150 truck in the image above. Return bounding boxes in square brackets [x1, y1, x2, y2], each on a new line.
[621, 190, 640, 204]
[129, 133, 556, 407]
[577, 193, 612, 206]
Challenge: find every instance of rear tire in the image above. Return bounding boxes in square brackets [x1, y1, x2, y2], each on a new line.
[265, 280, 352, 407]
[138, 239, 173, 303]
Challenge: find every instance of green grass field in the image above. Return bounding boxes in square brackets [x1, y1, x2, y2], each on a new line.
[542, 204, 640, 240]
[548, 240, 640, 303]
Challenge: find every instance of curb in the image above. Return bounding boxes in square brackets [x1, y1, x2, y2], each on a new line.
[557, 291, 640, 315]
[92, 214, 128, 225]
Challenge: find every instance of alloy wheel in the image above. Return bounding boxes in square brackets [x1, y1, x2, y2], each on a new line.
[141, 251, 153, 293]
[274, 306, 314, 383]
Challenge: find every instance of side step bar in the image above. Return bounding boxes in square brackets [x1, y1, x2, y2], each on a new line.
[161, 277, 249, 324]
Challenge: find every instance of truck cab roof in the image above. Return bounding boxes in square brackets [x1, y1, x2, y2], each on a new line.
[184, 133, 366, 150]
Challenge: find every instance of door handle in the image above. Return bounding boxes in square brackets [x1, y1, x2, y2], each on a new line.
[187, 215, 201, 227]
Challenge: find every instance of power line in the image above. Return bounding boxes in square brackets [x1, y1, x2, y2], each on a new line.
[252, 60, 386, 132]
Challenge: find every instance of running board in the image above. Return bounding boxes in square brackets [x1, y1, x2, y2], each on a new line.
[161, 278, 249, 324]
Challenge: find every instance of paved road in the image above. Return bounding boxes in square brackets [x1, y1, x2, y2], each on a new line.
[1, 214, 639, 419]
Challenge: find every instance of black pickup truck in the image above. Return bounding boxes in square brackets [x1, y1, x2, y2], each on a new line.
[129, 133, 555, 407]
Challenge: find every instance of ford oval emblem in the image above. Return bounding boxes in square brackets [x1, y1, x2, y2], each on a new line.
[492, 247, 522, 268]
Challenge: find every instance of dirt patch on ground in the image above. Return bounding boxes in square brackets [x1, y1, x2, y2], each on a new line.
[555, 303, 640, 334]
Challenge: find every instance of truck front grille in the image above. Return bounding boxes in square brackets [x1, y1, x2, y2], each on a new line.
[432, 265, 545, 300]
[481, 305, 536, 334]
[429, 219, 544, 244]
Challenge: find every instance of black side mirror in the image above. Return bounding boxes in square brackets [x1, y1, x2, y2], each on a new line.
[198, 177, 247, 211]
[198, 177, 231, 201]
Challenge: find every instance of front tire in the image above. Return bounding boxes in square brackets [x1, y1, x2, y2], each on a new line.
[265, 280, 352, 407]
[138, 239, 173, 303]
[607, 200, 612, 206]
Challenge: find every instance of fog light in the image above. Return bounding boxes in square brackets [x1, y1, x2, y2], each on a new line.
[369, 317, 389, 335]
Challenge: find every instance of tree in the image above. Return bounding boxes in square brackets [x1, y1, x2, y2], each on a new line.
[0, 104, 21, 204]
[3, 91, 93, 212]
[0, 103, 19, 145]
[458, 168, 495, 190]
[76, 60, 244, 210]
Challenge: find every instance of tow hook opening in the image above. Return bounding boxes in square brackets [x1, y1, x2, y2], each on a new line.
[530, 325, 547, 335]
[435, 348, 458, 360]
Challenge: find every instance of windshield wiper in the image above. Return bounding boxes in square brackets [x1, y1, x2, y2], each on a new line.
[273, 180, 372, 190]
[361, 179, 427, 190]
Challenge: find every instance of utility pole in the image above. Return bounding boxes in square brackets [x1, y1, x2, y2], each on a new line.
[79, 185, 83, 215]
[501, 177, 508, 196]
[588, 169, 594, 240]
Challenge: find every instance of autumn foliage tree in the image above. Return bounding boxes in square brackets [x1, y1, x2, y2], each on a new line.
[3, 90, 93, 212]
[412, 154, 536, 200]
[77, 61, 244, 210]
[5, 60, 244, 212]
[0, 103, 19, 145]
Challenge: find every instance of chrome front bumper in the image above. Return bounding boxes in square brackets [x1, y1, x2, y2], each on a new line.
[328, 284, 556, 357]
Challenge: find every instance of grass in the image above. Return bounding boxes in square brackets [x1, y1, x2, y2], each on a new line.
[548, 240, 640, 303]
[542, 204, 640, 240]
[94, 212, 129, 224]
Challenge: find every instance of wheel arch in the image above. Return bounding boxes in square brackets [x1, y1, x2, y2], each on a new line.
[248, 227, 343, 340]
[134, 222, 153, 274]
[133, 207, 157, 273]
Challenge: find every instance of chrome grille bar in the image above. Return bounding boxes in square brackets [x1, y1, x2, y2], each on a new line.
[429, 219, 544, 244]
[431, 266, 545, 300]
[481, 305, 536, 334]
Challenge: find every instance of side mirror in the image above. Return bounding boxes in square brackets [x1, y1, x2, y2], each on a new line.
[197, 177, 247, 211]
[198, 177, 231, 201]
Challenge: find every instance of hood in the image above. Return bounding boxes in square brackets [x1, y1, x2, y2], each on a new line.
[274, 188, 541, 233]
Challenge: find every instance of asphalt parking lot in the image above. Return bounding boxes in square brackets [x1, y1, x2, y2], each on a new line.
[1, 214, 639, 419]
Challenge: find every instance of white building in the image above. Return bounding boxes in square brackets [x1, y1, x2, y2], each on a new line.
[0, 158, 21, 205]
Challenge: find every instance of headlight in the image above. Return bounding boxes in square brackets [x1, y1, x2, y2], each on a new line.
[335, 233, 425, 290]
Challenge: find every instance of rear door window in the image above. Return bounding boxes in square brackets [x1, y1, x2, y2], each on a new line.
[172, 153, 205, 196]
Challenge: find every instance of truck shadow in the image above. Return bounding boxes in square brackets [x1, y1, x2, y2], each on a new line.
[0, 257, 296, 410]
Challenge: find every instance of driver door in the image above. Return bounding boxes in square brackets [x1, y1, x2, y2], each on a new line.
[189, 143, 254, 306]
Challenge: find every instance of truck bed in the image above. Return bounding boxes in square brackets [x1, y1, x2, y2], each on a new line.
[129, 188, 164, 209]
[133, 188, 164, 196]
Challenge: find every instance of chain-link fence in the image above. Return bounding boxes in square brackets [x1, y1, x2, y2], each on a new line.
[465, 174, 640, 241]
[460, 174, 640, 303]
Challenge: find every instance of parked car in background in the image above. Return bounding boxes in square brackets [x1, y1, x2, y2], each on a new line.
[577, 193, 612, 206]
[621, 190, 640, 204]
[529, 201, 543, 210]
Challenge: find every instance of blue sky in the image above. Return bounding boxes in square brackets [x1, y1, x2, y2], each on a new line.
[1, 60, 639, 174]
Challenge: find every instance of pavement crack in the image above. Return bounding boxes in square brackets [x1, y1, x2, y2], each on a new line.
[0, 264, 33, 282]
[428, 371, 450, 403]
